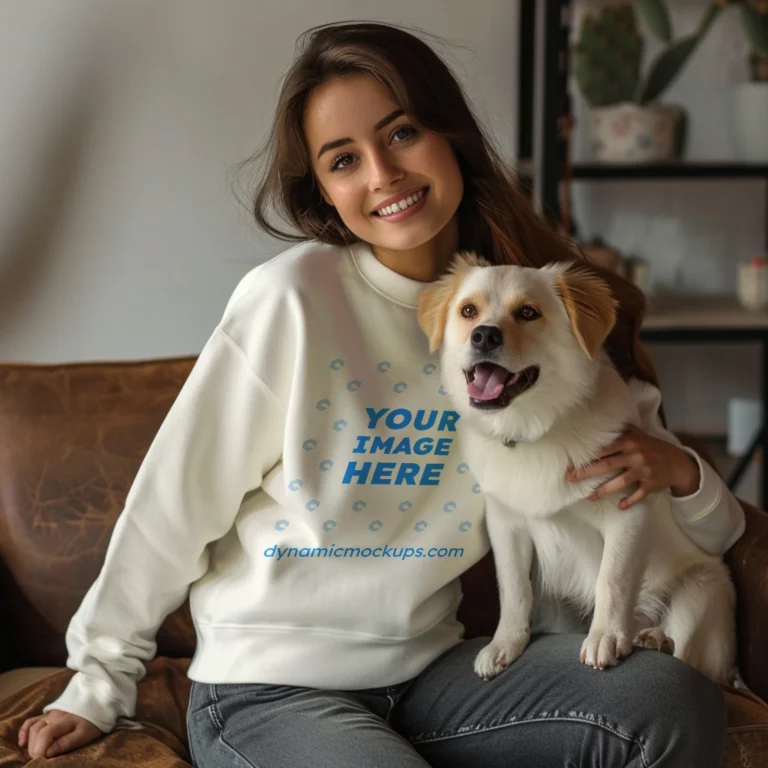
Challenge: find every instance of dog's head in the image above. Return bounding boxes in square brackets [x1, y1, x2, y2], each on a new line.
[417, 252, 618, 442]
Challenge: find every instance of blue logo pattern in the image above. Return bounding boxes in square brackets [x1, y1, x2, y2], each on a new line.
[275, 519, 289, 531]
[294, 357, 475, 545]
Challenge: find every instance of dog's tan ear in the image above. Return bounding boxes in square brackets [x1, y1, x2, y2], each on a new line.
[418, 275, 457, 352]
[418, 251, 490, 351]
[555, 266, 618, 359]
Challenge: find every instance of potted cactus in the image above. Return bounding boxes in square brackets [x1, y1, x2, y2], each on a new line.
[574, 1, 722, 162]
[730, 1, 768, 160]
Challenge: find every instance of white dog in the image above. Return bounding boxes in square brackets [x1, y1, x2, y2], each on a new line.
[418, 252, 736, 683]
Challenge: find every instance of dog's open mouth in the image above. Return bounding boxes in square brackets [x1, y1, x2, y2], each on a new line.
[465, 363, 540, 408]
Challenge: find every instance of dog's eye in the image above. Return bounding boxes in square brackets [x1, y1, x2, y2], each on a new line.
[516, 305, 540, 322]
[461, 304, 477, 319]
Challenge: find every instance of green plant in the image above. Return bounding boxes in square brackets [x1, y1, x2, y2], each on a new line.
[574, 1, 723, 107]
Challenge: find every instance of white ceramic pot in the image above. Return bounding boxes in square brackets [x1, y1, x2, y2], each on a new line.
[587, 102, 683, 163]
[732, 82, 768, 162]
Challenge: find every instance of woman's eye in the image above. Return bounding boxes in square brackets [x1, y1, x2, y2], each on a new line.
[329, 153, 355, 172]
[461, 304, 477, 319]
[391, 124, 417, 143]
[329, 126, 416, 172]
[516, 305, 540, 321]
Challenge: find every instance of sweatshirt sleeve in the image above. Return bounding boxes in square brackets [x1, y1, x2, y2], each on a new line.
[629, 378, 746, 556]
[43, 326, 284, 732]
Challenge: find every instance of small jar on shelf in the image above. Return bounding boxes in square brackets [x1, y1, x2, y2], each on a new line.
[737, 256, 768, 311]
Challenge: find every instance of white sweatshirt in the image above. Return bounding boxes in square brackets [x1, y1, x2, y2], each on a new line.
[45, 239, 745, 732]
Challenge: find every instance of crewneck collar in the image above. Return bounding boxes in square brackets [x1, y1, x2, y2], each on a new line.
[348, 241, 433, 310]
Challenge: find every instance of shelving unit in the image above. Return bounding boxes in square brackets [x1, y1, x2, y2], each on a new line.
[521, 0, 768, 507]
[572, 162, 768, 180]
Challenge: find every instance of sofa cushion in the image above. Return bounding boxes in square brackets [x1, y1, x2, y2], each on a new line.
[0, 658, 192, 766]
[0, 358, 198, 670]
[0, 660, 765, 767]
[0, 669, 61, 704]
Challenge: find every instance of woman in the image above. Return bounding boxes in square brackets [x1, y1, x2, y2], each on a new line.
[20, 21, 743, 767]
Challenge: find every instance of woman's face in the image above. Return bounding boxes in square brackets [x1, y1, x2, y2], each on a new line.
[303, 74, 464, 253]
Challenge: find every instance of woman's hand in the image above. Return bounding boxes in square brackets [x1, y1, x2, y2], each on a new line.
[18, 710, 102, 759]
[566, 424, 700, 510]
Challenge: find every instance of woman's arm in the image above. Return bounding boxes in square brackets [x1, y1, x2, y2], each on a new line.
[40, 326, 284, 733]
[630, 378, 745, 554]
[568, 378, 746, 556]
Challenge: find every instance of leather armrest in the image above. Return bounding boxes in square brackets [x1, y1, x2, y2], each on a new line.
[725, 502, 768, 703]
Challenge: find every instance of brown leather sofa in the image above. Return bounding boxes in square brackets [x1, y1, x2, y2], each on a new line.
[0, 356, 767, 766]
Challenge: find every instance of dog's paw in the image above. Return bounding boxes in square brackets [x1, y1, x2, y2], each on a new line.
[633, 627, 675, 655]
[580, 629, 633, 670]
[474, 633, 529, 680]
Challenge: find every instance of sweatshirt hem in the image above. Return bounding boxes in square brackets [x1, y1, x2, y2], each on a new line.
[188, 620, 465, 689]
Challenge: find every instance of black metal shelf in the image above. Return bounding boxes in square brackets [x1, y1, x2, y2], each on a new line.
[521, 0, 768, 508]
[571, 162, 768, 180]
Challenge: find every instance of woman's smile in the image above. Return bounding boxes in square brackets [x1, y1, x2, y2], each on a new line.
[372, 186, 429, 222]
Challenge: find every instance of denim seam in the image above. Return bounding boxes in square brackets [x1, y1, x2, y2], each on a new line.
[186, 702, 199, 768]
[410, 714, 648, 768]
[187, 731, 198, 768]
[385, 693, 397, 724]
[207, 684, 262, 768]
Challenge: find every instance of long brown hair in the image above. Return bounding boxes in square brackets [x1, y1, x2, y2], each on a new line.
[236, 21, 659, 390]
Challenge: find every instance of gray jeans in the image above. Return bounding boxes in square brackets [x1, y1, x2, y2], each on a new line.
[186, 634, 726, 767]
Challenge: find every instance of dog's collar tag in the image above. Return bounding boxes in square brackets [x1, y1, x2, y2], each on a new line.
[502, 437, 517, 449]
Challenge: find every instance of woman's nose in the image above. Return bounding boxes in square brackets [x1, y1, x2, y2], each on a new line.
[367, 150, 404, 190]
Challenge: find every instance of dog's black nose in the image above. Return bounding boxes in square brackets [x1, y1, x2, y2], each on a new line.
[471, 325, 503, 353]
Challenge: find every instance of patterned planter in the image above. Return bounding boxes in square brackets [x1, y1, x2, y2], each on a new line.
[587, 102, 685, 163]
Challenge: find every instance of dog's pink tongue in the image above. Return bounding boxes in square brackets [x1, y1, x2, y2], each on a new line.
[467, 363, 510, 401]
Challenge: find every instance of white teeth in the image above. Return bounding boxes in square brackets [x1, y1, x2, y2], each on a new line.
[377, 188, 425, 216]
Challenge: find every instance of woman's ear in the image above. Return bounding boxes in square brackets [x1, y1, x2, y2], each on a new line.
[555, 266, 618, 359]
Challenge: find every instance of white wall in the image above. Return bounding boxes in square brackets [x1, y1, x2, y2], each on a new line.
[0, 0, 519, 362]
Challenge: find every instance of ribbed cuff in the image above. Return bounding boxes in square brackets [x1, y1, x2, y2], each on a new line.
[668, 447, 721, 522]
[42, 674, 123, 734]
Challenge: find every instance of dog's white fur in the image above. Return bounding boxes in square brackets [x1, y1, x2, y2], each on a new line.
[418, 253, 736, 683]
